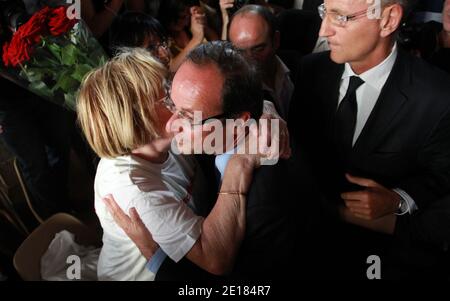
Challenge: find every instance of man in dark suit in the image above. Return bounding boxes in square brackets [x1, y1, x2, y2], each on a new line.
[103, 41, 320, 280]
[289, 0, 450, 278]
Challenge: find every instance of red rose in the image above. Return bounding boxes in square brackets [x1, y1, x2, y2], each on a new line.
[18, 6, 51, 44]
[2, 36, 34, 67]
[1, 6, 53, 67]
[48, 6, 77, 36]
[2, 42, 11, 66]
[1, 6, 77, 67]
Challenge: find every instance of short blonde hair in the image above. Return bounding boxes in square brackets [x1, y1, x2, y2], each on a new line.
[77, 48, 167, 158]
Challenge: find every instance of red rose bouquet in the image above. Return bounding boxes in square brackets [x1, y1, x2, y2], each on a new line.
[1, 5, 107, 110]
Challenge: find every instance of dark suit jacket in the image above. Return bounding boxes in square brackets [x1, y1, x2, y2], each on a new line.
[155, 146, 322, 280]
[230, 145, 321, 279]
[277, 50, 302, 87]
[290, 49, 450, 209]
[288, 49, 450, 278]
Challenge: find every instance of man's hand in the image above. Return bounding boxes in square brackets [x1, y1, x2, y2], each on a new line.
[190, 6, 206, 42]
[341, 174, 401, 220]
[339, 205, 396, 234]
[220, 0, 235, 16]
[103, 194, 159, 260]
[219, 0, 234, 39]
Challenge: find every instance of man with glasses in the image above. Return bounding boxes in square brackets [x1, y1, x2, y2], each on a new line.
[289, 0, 450, 278]
[104, 41, 320, 280]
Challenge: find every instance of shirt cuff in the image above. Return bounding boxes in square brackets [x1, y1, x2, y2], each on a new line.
[146, 248, 167, 274]
[393, 188, 419, 215]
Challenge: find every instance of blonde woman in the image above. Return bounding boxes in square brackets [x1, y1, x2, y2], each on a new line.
[77, 48, 260, 281]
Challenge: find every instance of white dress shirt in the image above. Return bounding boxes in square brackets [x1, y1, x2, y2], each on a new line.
[338, 44, 417, 214]
[293, 0, 304, 9]
[339, 44, 397, 145]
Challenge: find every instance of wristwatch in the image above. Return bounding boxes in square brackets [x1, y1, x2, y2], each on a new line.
[396, 197, 408, 215]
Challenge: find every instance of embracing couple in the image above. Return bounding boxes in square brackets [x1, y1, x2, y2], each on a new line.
[77, 41, 319, 281]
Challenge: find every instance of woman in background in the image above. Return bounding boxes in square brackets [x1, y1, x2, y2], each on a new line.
[110, 11, 172, 69]
[158, 0, 218, 71]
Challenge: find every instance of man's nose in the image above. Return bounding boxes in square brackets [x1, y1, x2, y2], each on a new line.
[318, 17, 334, 38]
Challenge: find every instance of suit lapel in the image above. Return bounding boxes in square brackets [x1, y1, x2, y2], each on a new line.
[353, 50, 411, 156]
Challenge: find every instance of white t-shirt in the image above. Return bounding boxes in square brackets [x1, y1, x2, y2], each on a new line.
[94, 152, 204, 281]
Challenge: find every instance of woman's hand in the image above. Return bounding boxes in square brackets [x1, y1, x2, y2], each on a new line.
[259, 113, 292, 160]
[232, 115, 290, 169]
[222, 154, 260, 197]
[103, 194, 158, 261]
[260, 100, 292, 160]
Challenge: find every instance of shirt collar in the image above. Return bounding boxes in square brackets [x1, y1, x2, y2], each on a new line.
[342, 43, 398, 92]
[276, 55, 290, 77]
[262, 55, 291, 92]
[215, 143, 239, 180]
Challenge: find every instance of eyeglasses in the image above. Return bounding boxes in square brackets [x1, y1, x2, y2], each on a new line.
[318, 3, 368, 27]
[161, 81, 227, 126]
[148, 40, 169, 54]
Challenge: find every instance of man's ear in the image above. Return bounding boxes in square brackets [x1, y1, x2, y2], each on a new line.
[380, 4, 403, 38]
[273, 30, 280, 51]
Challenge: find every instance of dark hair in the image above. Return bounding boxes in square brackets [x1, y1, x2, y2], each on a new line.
[186, 41, 263, 120]
[110, 12, 167, 51]
[157, 0, 192, 31]
[231, 4, 277, 39]
[0, 0, 28, 32]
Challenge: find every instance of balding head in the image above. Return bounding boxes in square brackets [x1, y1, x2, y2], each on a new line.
[231, 5, 276, 39]
[228, 5, 279, 75]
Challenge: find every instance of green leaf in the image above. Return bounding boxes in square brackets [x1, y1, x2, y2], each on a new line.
[31, 64, 53, 73]
[61, 44, 78, 66]
[64, 93, 77, 111]
[72, 64, 92, 82]
[99, 55, 107, 67]
[29, 81, 54, 99]
[46, 43, 62, 62]
[54, 73, 79, 93]
[36, 55, 60, 69]
[25, 68, 44, 82]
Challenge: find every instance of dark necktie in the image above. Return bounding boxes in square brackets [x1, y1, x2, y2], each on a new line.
[334, 76, 364, 161]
